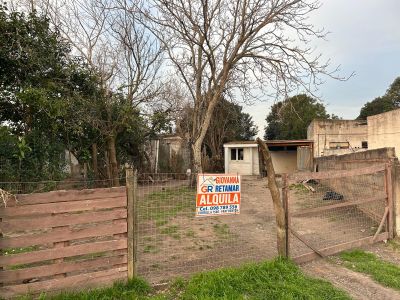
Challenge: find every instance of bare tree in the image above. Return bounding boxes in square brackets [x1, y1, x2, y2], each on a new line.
[139, 0, 343, 173]
[42, 0, 163, 185]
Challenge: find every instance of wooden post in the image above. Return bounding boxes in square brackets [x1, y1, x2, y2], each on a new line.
[125, 166, 137, 279]
[386, 163, 394, 239]
[256, 138, 287, 257]
[282, 173, 289, 258]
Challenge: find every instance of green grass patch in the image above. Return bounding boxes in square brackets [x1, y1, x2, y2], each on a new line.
[289, 183, 310, 193]
[16, 278, 152, 300]
[387, 238, 400, 251]
[160, 225, 181, 239]
[15, 258, 350, 300]
[213, 223, 231, 239]
[181, 258, 350, 300]
[141, 187, 195, 226]
[185, 229, 195, 238]
[1, 245, 39, 255]
[340, 249, 400, 290]
[143, 245, 158, 254]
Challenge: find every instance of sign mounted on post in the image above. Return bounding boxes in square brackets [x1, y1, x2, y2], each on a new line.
[196, 174, 241, 217]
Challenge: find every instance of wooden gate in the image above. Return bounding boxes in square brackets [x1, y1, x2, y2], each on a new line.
[283, 164, 393, 263]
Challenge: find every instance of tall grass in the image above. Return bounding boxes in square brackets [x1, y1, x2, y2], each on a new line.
[16, 258, 350, 300]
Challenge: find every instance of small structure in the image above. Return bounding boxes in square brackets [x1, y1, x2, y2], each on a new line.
[223, 140, 313, 175]
[148, 135, 191, 173]
[307, 119, 368, 157]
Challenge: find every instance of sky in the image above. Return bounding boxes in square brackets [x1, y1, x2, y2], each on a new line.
[246, 0, 400, 138]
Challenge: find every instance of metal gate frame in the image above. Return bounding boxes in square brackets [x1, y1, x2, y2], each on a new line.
[283, 163, 394, 263]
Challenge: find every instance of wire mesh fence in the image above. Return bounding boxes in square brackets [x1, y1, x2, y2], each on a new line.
[0, 164, 394, 288]
[134, 173, 278, 283]
[286, 164, 391, 261]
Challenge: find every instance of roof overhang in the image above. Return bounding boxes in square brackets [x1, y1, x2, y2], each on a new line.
[223, 140, 313, 148]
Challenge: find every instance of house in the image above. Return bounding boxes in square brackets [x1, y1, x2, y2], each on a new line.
[223, 140, 313, 175]
[307, 108, 400, 159]
[307, 119, 368, 157]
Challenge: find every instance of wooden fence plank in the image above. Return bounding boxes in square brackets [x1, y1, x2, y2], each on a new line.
[288, 164, 386, 183]
[1, 222, 127, 251]
[0, 239, 127, 267]
[292, 232, 389, 264]
[291, 196, 386, 217]
[0, 255, 127, 284]
[0, 266, 127, 298]
[0, 197, 126, 218]
[1, 209, 127, 233]
[13, 187, 126, 206]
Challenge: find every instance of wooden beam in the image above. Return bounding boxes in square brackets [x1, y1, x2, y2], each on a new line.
[293, 232, 389, 264]
[291, 196, 386, 217]
[290, 228, 325, 258]
[288, 164, 386, 183]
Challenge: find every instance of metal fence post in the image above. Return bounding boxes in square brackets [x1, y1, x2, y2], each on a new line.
[125, 166, 137, 279]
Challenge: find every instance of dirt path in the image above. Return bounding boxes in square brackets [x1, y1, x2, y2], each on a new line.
[302, 259, 400, 300]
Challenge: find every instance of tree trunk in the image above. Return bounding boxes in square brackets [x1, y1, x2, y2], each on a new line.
[107, 135, 120, 187]
[192, 139, 203, 174]
[92, 143, 99, 180]
[256, 138, 287, 257]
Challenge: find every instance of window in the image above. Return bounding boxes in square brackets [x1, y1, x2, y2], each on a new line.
[329, 142, 349, 149]
[362, 141, 368, 149]
[231, 148, 244, 160]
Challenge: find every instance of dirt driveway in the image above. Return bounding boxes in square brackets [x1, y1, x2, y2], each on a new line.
[301, 240, 400, 300]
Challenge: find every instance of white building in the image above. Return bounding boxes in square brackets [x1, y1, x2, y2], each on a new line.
[223, 140, 313, 175]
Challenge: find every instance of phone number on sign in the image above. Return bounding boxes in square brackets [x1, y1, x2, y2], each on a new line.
[197, 204, 239, 215]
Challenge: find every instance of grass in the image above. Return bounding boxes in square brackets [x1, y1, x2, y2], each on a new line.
[289, 183, 310, 194]
[1, 245, 39, 256]
[213, 223, 231, 239]
[160, 225, 181, 239]
[340, 249, 400, 290]
[142, 187, 195, 227]
[143, 245, 159, 254]
[16, 258, 350, 300]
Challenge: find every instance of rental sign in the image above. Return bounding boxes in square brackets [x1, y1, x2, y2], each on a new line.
[196, 174, 241, 216]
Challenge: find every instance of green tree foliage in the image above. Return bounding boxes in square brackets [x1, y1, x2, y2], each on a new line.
[0, 5, 91, 181]
[357, 77, 400, 120]
[264, 94, 336, 140]
[177, 98, 257, 171]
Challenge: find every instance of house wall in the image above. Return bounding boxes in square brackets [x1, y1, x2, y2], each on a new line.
[307, 120, 368, 157]
[270, 151, 297, 174]
[226, 147, 254, 175]
[252, 147, 260, 175]
[368, 109, 400, 157]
